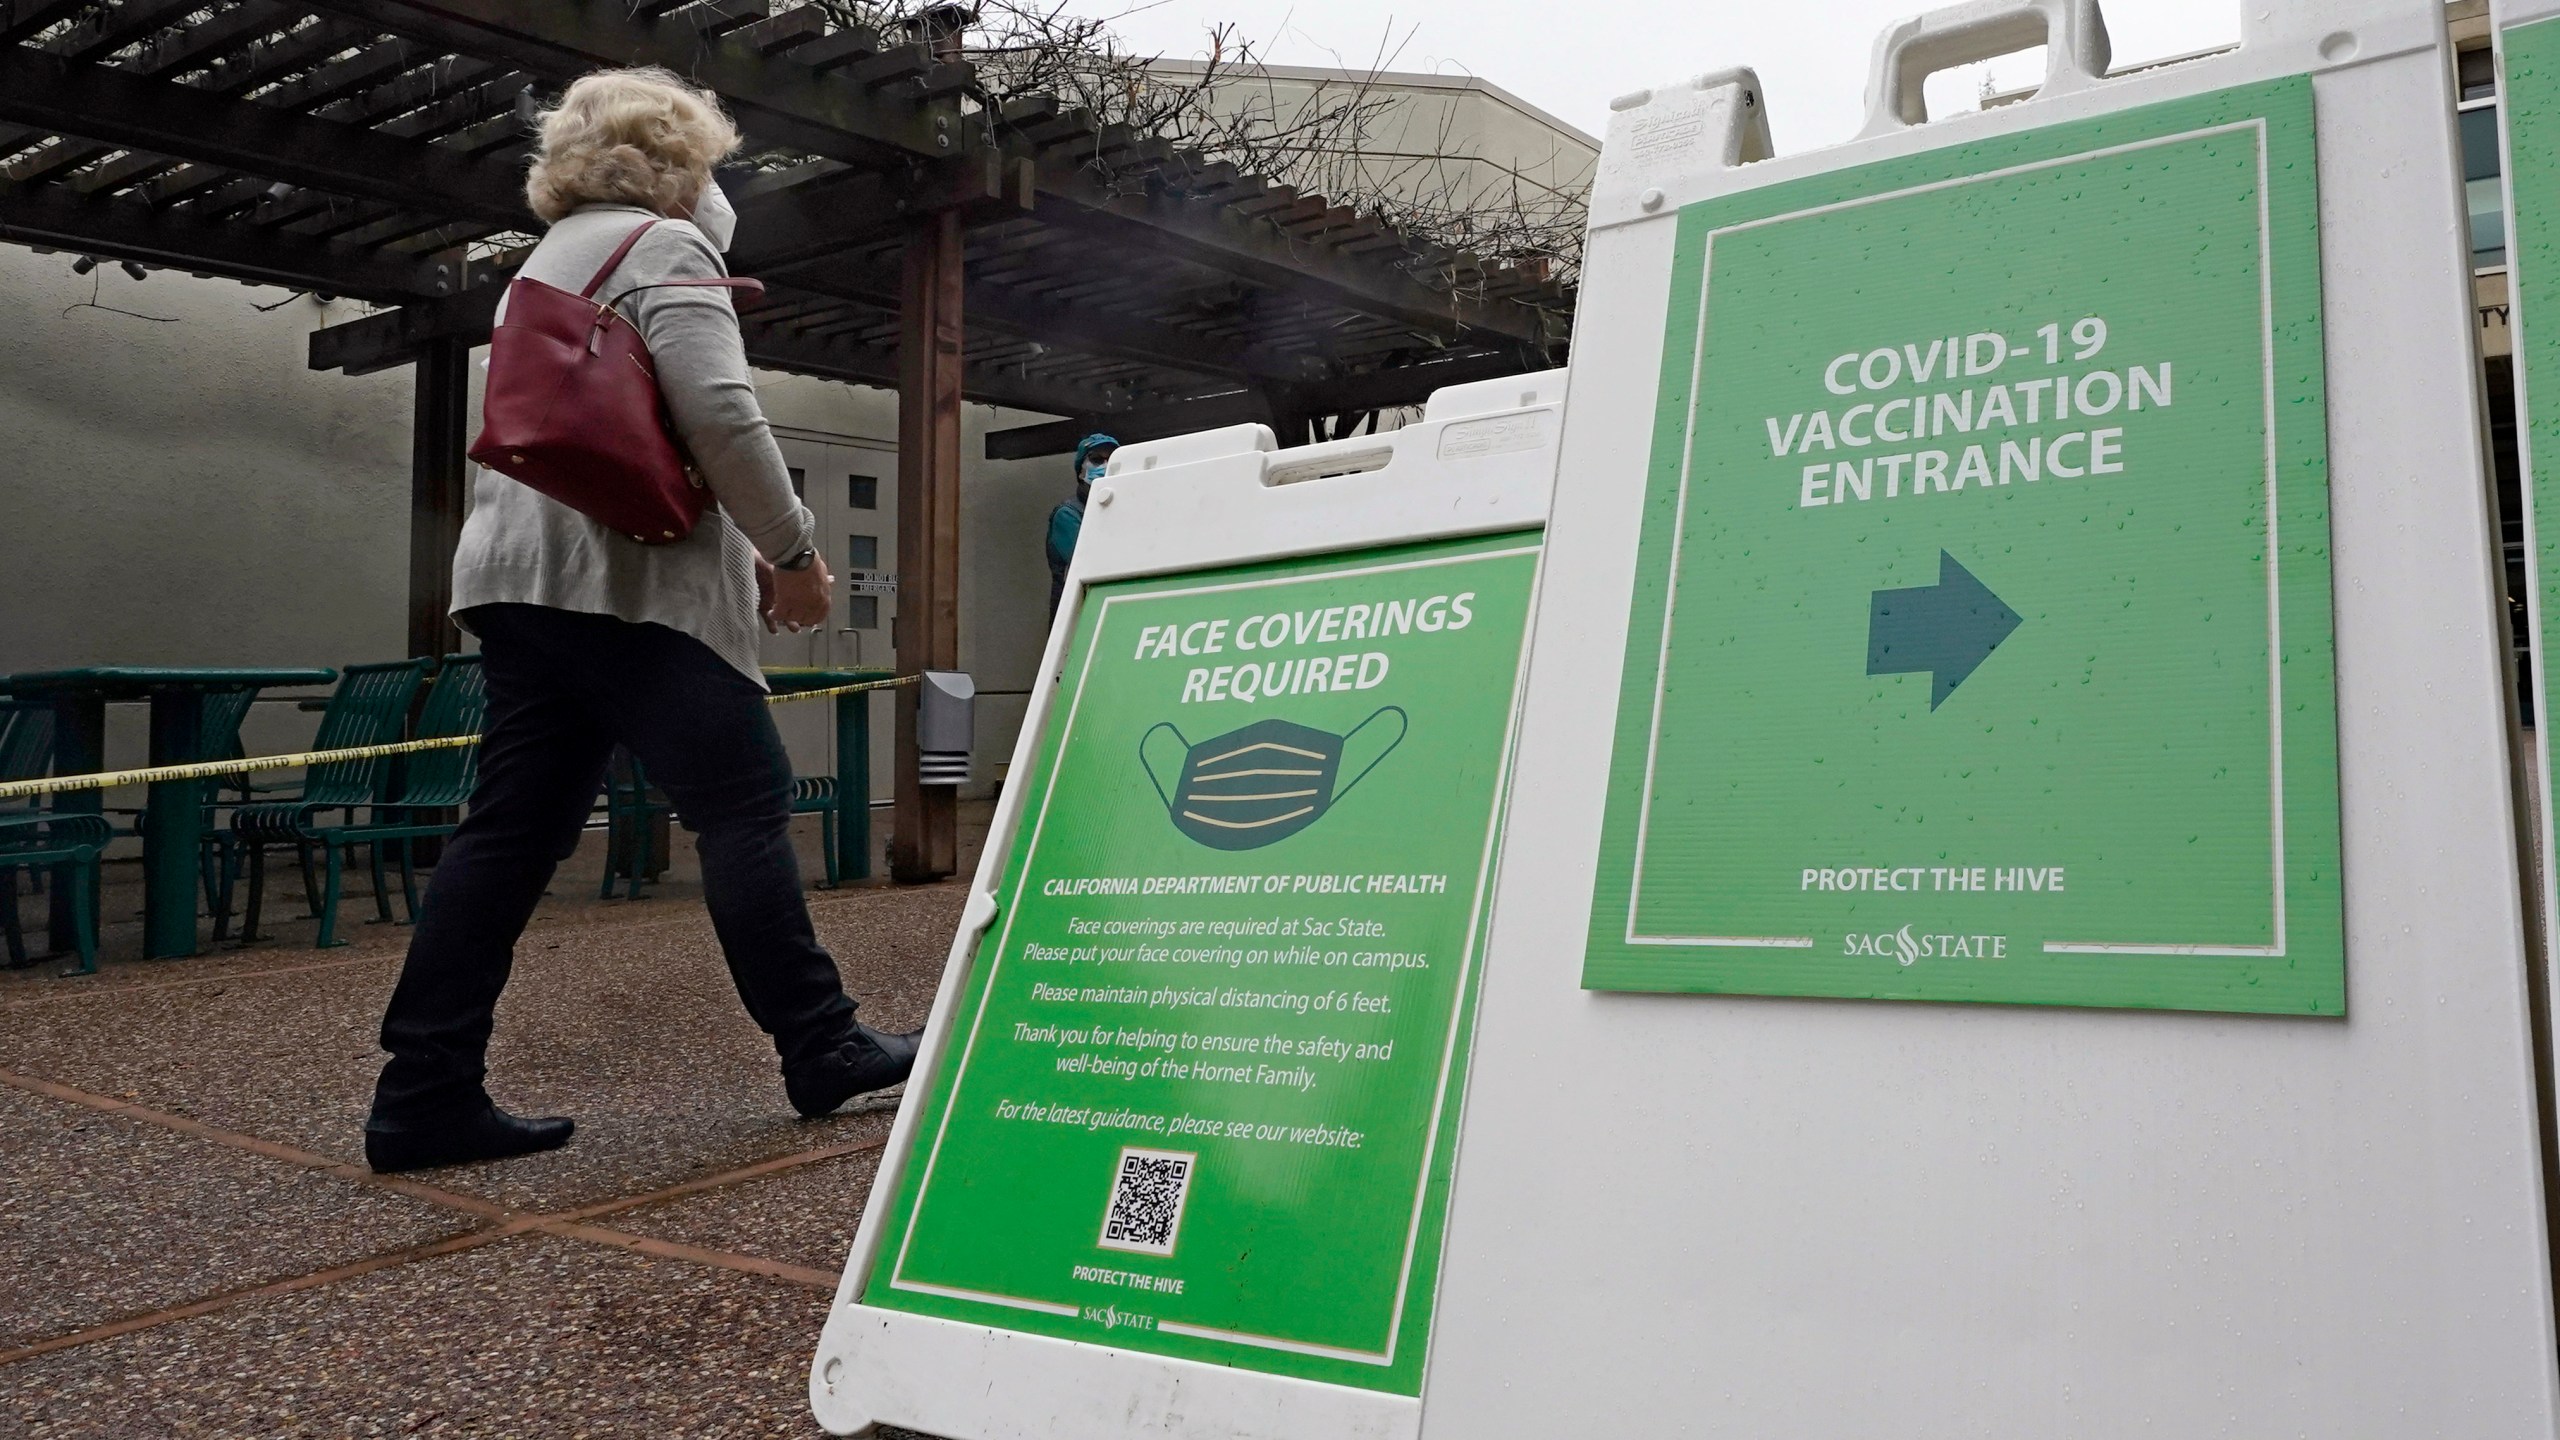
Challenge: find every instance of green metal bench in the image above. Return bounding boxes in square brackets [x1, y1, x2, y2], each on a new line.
[597, 754, 845, 898]
[226, 659, 429, 946]
[0, 812, 113, 975]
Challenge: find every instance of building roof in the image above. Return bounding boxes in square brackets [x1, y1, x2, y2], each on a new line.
[1145, 58, 1603, 154]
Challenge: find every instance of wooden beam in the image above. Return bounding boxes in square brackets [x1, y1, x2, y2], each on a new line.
[775, 252, 1302, 384]
[307, 279, 505, 374]
[297, 0, 948, 167]
[408, 337, 471, 659]
[0, 178, 444, 299]
[739, 311, 1121, 417]
[983, 389, 1270, 460]
[1025, 187, 1558, 350]
[0, 0, 91, 45]
[0, 49, 532, 229]
[302, 270, 1117, 413]
[893, 209, 963, 883]
[295, 0, 1558, 347]
[299, 152, 1023, 367]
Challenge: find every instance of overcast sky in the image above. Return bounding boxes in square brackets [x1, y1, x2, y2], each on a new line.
[1088, 0, 2244, 154]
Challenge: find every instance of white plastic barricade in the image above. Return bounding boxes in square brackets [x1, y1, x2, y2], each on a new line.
[2495, 0, 2560, 1156]
[809, 371, 1565, 1438]
[1426, 1, 2560, 1435]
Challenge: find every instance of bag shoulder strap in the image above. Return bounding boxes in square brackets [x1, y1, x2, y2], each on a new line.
[579, 218, 662, 299]
[579, 217, 764, 311]
[600, 276, 767, 310]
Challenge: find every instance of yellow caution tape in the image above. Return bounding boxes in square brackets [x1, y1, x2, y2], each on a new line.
[762, 673, 918, 705]
[0, 673, 917, 801]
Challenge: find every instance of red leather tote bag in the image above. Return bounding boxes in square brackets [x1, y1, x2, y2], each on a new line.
[468, 219, 764, 544]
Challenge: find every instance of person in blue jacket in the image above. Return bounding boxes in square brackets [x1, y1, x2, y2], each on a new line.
[1047, 432, 1116, 615]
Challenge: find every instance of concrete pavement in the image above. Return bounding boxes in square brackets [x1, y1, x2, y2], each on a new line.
[2, 817, 975, 1437]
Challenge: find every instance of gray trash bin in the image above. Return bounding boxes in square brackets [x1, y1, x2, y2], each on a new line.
[917, 670, 974, 787]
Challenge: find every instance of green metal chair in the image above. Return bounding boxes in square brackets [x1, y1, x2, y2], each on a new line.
[598, 748, 674, 900]
[110, 685, 271, 934]
[189, 685, 264, 931]
[0, 812, 112, 975]
[790, 775, 844, 887]
[0, 700, 55, 819]
[0, 701, 57, 910]
[340, 655, 488, 929]
[227, 659, 429, 946]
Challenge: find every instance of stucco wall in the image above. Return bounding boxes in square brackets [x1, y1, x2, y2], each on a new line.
[0, 247, 416, 766]
[1, 243, 1072, 802]
[750, 367, 1079, 800]
[0, 249, 413, 673]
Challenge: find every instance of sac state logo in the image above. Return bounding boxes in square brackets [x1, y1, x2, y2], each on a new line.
[1843, 926, 2009, 966]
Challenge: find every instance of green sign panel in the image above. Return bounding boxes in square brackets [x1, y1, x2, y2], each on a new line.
[2508, 16, 2560, 810]
[1584, 78, 2347, 1013]
[864, 530, 1541, 1393]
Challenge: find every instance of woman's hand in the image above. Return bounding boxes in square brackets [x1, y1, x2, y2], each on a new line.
[762, 550, 833, 633]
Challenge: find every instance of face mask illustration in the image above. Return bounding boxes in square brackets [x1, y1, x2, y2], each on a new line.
[1139, 709, 1406, 851]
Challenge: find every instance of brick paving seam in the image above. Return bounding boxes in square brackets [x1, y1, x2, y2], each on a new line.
[0, 892, 816, 1012]
[548, 1134, 890, 1226]
[0, 1065, 886, 1370]
[0, 1224, 536, 1368]
[539, 1223, 839, 1289]
[0, 951, 403, 1011]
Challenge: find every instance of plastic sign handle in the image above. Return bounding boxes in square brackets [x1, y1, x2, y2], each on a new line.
[1856, 0, 2115, 139]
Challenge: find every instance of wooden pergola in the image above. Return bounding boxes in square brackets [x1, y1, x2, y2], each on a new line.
[0, 0, 1573, 878]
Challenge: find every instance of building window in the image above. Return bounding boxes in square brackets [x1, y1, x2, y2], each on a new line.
[849, 475, 878, 509]
[2462, 97, 2507, 269]
[2461, 45, 2497, 102]
[844, 594, 880, 629]
[846, 534, 879, 571]
[788, 465, 806, 499]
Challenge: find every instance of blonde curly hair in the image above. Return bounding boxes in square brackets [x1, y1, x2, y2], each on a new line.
[524, 67, 741, 224]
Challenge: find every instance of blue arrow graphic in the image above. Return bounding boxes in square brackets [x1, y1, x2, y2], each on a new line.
[1866, 551, 2024, 710]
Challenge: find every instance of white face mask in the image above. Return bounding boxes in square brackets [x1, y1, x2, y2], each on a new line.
[692, 179, 737, 253]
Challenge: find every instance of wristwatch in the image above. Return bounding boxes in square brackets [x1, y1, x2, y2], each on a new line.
[776, 546, 817, 572]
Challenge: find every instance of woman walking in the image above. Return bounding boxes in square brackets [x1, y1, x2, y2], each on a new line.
[365, 67, 917, 1173]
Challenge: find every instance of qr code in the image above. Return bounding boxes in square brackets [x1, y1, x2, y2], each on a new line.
[1098, 1147, 1195, 1257]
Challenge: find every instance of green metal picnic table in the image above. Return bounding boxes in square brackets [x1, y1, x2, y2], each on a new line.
[6, 667, 336, 960]
[763, 667, 892, 884]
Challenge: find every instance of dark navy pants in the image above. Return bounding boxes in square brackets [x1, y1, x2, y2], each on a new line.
[371, 603, 857, 1122]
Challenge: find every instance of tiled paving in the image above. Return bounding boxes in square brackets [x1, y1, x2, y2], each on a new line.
[0, 1089, 473, 1353]
[1, 817, 980, 1437]
[612, 1150, 886, 1278]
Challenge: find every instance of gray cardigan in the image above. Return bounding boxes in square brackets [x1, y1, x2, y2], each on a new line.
[450, 204, 816, 685]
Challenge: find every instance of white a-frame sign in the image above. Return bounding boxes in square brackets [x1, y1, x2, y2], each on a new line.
[1428, 1, 2559, 1436]
[810, 372, 1563, 1438]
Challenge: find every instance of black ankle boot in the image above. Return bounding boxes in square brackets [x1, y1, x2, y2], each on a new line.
[364, 1102, 575, 1173]
[785, 1022, 922, 1118]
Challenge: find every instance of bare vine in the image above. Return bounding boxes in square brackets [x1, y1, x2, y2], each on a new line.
[812, 0, 1585, 286]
